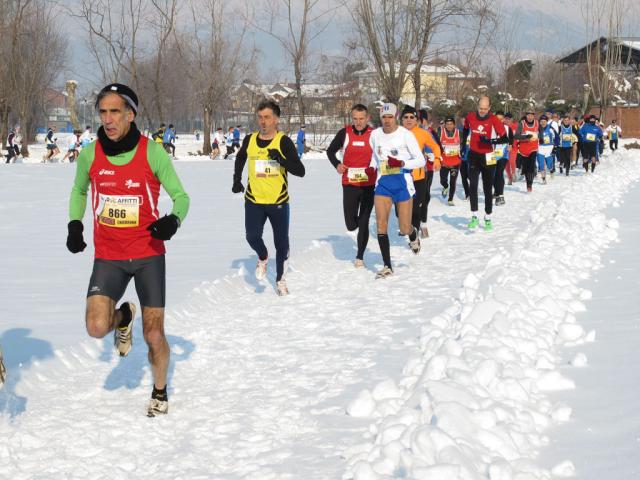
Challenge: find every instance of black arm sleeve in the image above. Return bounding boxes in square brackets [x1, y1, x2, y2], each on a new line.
[326, 128, 347, 169]
[461, 127, 470, 149]
[279, 136, 306, 177]
[233, 135, 252, 183]
[508, 127, 514, 145]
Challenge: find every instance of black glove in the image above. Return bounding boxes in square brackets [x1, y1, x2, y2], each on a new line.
[232, 180, 245, 193]
[66, 220, 87, 253]
[479, 136, 492, 145]
[147, 214, 180, 241]
[267, 149, 286, 165]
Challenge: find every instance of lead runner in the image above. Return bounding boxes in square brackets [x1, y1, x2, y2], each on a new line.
[66, 83, 190, 416]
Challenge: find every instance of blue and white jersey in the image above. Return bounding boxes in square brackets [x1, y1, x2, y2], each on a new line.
[605, 124, 621, 140]
[296, 129, 305, 147]
[538, 124, 556, 157]
[558, 125, 574, 148]
[79, 129, 92, 148]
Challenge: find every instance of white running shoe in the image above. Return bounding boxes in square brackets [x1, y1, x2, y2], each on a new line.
[354, 258, 365, 268]
[147, 398, 169, 417]
[114, 302, 136, 357]
[447, 200, 455, 206]
[276, 279, 289, 296]
[0, 346, 6, 385]
[420, 224, 429, 239]
[255, 257, 268, 280]
[375, 266, 393, 279]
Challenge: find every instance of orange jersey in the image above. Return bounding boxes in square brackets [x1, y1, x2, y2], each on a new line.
[410, 126, 441, 180]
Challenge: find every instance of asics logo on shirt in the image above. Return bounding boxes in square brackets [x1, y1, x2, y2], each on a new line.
[99, 169, 115, 175]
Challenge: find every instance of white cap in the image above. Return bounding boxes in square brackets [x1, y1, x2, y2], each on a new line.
[380, 103, 397, 118]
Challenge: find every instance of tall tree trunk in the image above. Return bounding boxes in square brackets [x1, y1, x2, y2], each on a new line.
[413, 65, 422, 109]
[0, 100, 8, 149]
[202, 106, 212, 155]
[295, 64, 305, 125]
[19, 112, 29, 157]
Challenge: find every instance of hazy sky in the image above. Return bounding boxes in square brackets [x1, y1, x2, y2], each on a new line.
[60, 0, 636, 95]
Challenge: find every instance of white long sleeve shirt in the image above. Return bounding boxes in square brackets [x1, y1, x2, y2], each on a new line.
[369, 125, 425, 172]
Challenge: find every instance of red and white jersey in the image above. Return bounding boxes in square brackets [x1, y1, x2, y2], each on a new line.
[89, 136, 165, 260]
[464, 112, 506, 154]
[517, 120, 539, 156]
[439, 127, 462, 167]
[340, 125, 375, 186]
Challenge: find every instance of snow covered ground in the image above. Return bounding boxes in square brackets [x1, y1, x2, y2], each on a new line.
[1, 136, 639, 479]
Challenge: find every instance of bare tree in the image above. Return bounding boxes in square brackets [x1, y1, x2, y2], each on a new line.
[75, 0, 148, 124]
[7, 0, 66, 156]
[146, 0, 178, 122]
[411, 0, 466, 109]
[251, 0, 338, 124]
[177, 0, 256, 155]
[353, 0, 417, 104]
[581, 0, 628, 115]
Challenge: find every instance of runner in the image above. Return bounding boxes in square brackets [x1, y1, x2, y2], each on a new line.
[80, 126, 92, 148]
[492, 111, 513, 206]
[557, 114, 577, 176]
[605, 119, 622, 151]
[296, 125, 306, 158]
[401, 105, 441, 239]
[513, 109, 539, 193]
[369, 103, 425, 278]
[152, 123, 165, 144]
[536, 114, 558, 184]
[326, 104, 375, 268]
[210, 127, 223, 159]
[438, 116, 463, 206]
[461, 96, 507, 231]
[579, 114, 603, 173]
[505, 113, 518, 185]
[5, 128, 19, 163]
[224, 127, 236, 159]
[43, 126, 59, 162]
[62, 131, 81, 163]
[162, 124, 176, 158]
[232, 100, 305, 295]
[67, 83, 190, 417]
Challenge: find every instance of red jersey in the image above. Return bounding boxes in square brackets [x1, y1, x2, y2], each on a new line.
[439, 128, 462, 167]
[463, 112, 506, 154]
[89, 136, 165, 260]
[517, 120, 539, 156]
[341, 125, 375, 186]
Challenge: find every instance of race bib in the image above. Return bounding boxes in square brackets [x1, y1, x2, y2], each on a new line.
[562, 134, 572, 142]
[254, 159, 281, 178]
[543, 135, 551, 144]
[97, 194, 140, 228]
[347, 167, 369, 183]
[586, 133, 596, 141]
[485, 150, 500, 166]
[443, 145, 460, 157]
[380, 159, 401, 176]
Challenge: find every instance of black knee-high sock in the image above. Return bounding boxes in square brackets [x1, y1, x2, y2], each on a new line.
[377, 234, 392, 269]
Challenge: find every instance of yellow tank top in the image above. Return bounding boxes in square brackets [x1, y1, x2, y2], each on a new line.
[245, 131, 288, 204]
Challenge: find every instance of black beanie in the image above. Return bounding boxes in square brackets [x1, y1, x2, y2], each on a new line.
[96, 83, 139, 115]
[401, 105, 418, 117]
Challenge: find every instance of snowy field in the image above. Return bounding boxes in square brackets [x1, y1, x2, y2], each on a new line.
[1, 135, 639, 479]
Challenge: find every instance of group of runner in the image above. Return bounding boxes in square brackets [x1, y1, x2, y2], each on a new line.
[319, 95, 621, 277]
[0, 86, 623, 417]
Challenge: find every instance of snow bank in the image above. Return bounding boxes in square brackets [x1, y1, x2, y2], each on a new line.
[344, 149, 638, 479]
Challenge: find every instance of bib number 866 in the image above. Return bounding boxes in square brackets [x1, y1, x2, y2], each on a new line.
[108, 208, 127, 219]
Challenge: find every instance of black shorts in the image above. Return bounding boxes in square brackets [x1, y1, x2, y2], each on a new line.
[87, 255, 166, 307]
[582, 143, 597, 160]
